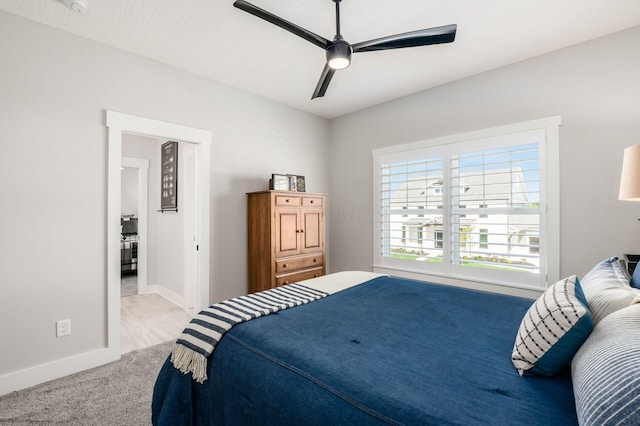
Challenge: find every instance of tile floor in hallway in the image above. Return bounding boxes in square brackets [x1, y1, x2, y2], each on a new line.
[120, 276, 194, 354]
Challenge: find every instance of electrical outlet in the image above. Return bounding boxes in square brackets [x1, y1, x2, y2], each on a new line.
[56, 319, 71, 338]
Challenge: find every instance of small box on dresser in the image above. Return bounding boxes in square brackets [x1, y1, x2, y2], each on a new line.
[247, 190, 326, 293]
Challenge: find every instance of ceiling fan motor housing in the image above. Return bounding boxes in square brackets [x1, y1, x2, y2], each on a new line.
[327, 39, 352, 69]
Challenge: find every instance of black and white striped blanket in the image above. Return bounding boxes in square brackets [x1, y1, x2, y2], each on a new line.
[171, 283, 328, 383]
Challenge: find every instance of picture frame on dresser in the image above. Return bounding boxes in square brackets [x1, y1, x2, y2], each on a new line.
[271, 174, 290, 191]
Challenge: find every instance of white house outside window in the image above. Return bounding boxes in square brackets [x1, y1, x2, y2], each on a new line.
[373, 117, 560, 291]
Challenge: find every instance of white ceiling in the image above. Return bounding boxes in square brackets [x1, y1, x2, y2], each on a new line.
[1, 0, 640, 119]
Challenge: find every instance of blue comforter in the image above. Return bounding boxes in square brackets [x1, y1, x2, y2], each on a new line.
[152, 276, 577, 425]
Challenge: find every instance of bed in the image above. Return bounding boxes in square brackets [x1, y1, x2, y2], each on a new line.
[154, 257, 640, 425]
[152, 272, 589, 425]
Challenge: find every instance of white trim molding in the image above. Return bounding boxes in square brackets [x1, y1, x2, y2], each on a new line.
[372, 116, 561, 292]
[0, 348, 117, 397]
[106, 110, 211, 360]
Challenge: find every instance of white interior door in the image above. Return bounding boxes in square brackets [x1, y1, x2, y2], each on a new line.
[182, 143, 198, 309]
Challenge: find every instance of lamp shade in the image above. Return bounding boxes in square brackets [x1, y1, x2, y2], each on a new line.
[619, 144, 640, 201]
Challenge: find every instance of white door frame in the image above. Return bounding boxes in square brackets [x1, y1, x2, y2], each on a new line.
[107, 110, 211, 358]
[121, 157, 149, 295]
[182, 144, 198, 309]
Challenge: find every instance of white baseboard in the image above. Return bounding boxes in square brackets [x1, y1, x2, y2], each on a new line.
[0, 346, 119, 397]
[142, 284, 186, 308]
[0, 284, 186, 397]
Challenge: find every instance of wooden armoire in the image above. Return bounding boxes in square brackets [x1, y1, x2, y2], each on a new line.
[247, 190, 326, 293]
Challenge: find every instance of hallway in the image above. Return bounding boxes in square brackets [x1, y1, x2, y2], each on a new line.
[121, 289, 194, 354]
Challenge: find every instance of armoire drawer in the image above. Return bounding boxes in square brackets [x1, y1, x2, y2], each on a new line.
[275, 254, 323, 273]
[274, 195, 301, 206]
[302, 196, 323, 207]
[275, 267, 325, 286]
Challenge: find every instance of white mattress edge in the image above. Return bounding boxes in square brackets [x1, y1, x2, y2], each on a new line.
[298, 271, 388, 295]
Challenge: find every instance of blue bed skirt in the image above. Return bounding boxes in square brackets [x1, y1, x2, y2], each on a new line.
[152, 276, 577, 425]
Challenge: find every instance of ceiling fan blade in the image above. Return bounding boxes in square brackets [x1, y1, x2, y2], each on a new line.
[352, 24, 457, 53]
[233, 0, 330, 50]
[311, 64, 336, 99]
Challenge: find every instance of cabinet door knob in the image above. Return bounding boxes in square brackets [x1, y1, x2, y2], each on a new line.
[313, 258, 317, 263]
[283, 280, 289, 285]
[282, 264, 287, 268]
[310, 200, 314, 204]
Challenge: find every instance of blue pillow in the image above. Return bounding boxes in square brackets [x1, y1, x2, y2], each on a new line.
[512, 275, 593, 376]
[571, 304, 640, 425]
[631, 263, 640, 289]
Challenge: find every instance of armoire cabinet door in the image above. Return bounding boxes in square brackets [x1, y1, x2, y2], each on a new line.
[300, 208, 323, 254]
[275, 207, 300, 258]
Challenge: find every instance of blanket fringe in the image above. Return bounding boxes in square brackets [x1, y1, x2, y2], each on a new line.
[171, 343, 208, 384]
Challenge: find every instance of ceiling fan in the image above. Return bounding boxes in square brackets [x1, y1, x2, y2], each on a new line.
[233, 0, 457, 99]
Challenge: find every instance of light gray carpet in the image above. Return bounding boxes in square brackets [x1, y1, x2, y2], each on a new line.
[0, 341, 173, 426]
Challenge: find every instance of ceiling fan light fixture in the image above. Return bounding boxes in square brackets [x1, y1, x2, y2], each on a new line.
[327, 40, 352, 70]
[328, 56, 349, 70]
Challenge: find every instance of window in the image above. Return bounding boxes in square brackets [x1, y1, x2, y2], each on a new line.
[373, 117, 560, 290]
[479, 228, 489, 249]
[529, 236, 540, 254]
[434, 230, 443, 249]
[479, 204, 488, 218]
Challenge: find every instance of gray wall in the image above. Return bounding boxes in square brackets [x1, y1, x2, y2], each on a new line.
[121, 167, 138, 217]
[0, 11, 329, 377]
[329, 25, 640, 282]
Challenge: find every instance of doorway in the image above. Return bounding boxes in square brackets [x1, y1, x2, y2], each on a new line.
[121, 143, 197, 353]
[106, 111, 211, 359]
[121, 157, 149, 297]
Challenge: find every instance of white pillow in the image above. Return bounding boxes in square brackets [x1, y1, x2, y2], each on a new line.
[580, 257, 640, 324]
